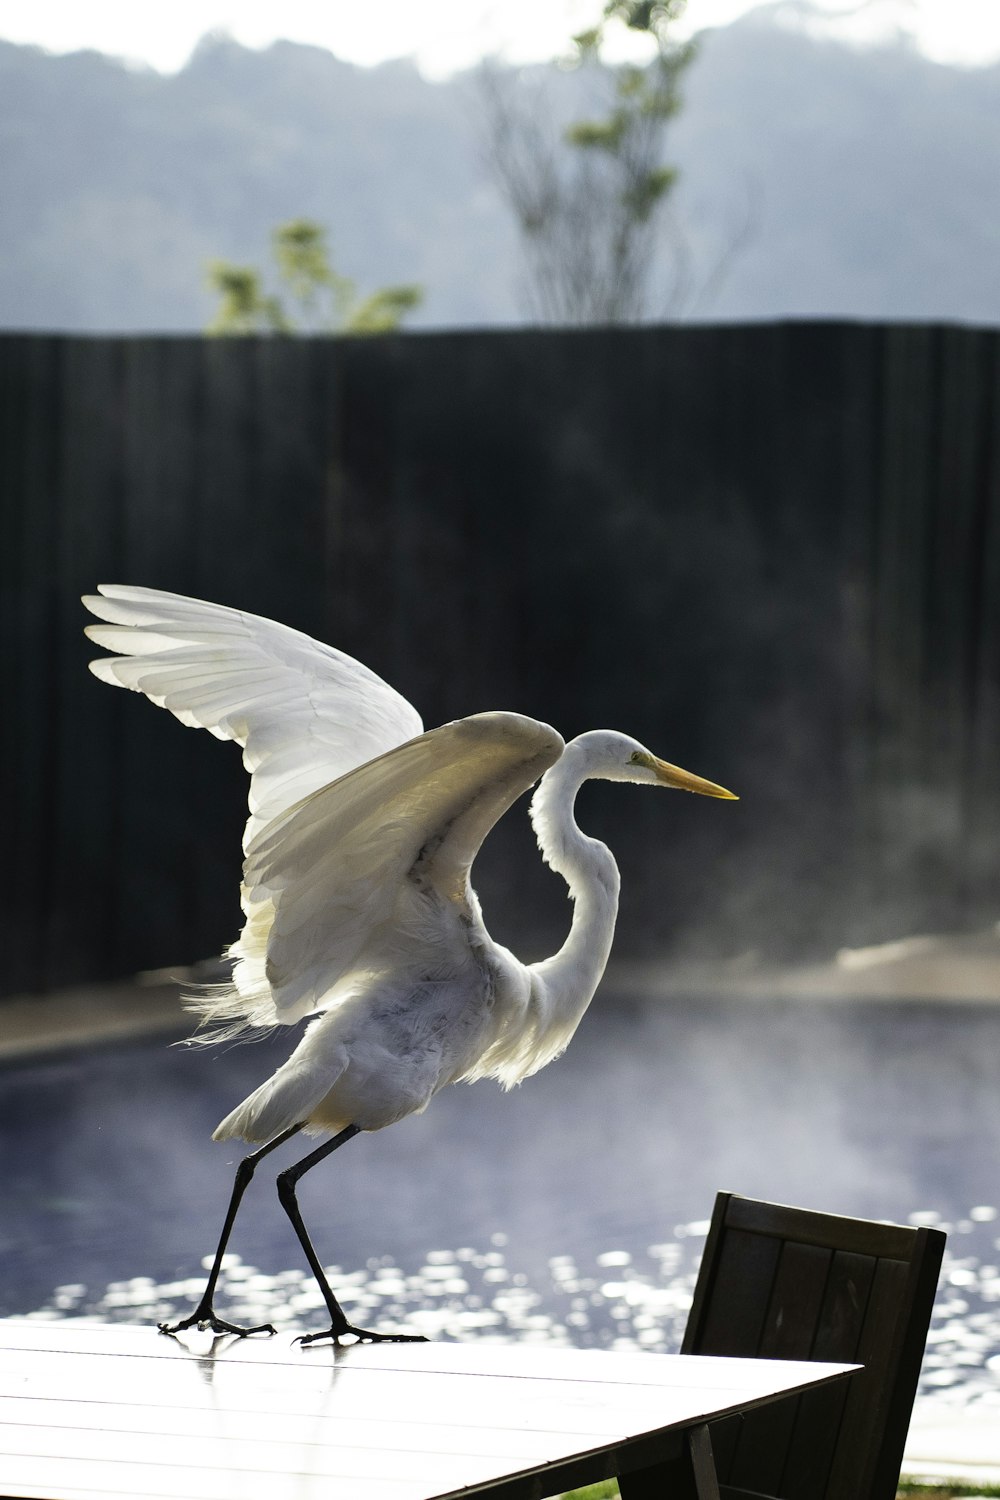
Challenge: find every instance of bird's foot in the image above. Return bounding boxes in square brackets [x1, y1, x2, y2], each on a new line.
[158, 1306, 276, 1339]
[295, 1322, 428, 1347]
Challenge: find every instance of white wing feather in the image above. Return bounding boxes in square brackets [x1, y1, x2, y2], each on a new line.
[83, 585, 423, 846]
[227, 712, 564, 1027]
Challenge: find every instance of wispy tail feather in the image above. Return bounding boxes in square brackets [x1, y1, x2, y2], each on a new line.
[180, 979, 278, 1047]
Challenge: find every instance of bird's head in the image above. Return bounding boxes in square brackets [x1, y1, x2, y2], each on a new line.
[569, 730, 738, 800]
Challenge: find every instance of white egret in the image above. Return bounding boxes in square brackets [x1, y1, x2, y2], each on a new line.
[83, 584, 736, 1344]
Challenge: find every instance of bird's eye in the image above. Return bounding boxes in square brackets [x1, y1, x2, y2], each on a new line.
[629, 751, 642, 763]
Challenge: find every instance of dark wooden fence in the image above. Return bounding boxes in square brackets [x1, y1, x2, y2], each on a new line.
[3, 323, 999, 998]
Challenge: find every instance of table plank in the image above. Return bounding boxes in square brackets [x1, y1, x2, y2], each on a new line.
[0, 1452, 416, 1500]
[0, 1396, 603, 1455]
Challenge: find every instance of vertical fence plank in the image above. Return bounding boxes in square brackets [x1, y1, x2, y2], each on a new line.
[1, 338, 63, 992]
[114, 336, 222, 975]
[870, 324, 941, 933]
[967, 334, 1000, 899]
[931, 326, 993, 916]
[250, 334, 331, 635]
[836, 320, 883, 944]
[44, 339, 127, 987]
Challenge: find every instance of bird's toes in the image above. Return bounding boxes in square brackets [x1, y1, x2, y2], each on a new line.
[295, 1324, 427, 1347]
[223, 1321, 277, 1338]
[158, 1313, 276, 1339]
[158, 1318, 198, 1337]
[294, 1328, 339, 1347]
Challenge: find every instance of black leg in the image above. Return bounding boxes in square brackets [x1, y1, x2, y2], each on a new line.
[159, 1122, 304, 1339]
[275, 1124, 428, 1345]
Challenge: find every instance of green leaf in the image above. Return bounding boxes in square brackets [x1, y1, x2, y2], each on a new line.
[566, 115, 627, 151]
[205, 262, 291, 335]
[204, 219, 422, 336]
[345, 285, 424, 334]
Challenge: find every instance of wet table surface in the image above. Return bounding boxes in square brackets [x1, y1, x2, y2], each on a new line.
[0, 1320, 856, 1500]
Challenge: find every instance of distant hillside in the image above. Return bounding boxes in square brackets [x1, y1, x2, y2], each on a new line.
[2, 12, 999, 331]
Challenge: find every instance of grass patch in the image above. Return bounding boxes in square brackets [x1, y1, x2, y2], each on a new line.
[558, 1485, 1000, 1500]
[898, 1488, 1000, 1498]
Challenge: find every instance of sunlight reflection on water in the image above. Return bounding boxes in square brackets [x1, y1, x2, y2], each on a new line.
[29, 1205, 1000, 1416]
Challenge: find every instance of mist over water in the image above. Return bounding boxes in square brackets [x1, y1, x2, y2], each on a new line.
[3, 990, 999, 1416]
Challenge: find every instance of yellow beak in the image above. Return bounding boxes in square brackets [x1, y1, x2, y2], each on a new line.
[642, 753, 738, 800]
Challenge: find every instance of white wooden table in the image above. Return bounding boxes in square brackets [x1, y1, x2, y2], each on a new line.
[0, 1319, 857, 1500]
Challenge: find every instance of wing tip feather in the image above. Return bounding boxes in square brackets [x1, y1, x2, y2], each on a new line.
[87, 657, 122, 685]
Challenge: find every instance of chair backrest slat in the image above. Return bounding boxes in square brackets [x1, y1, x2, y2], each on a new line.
[811, 1249, 877, 1360]
[697, 1228, 783, 1355]
[682, 1192, 945, 1500]
[759, 1242, 833, 1357]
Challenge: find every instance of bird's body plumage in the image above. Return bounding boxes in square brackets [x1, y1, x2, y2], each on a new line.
[83, 584, 735, 1342]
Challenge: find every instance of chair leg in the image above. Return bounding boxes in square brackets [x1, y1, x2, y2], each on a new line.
[618, 1424, 721, 1500]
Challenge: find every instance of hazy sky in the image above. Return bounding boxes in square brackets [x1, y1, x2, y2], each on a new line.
[2, 0, 999, 77]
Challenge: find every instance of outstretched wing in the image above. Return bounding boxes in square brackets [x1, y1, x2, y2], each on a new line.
[223, 712, 564, 1027]
[83, 584, 423, 845]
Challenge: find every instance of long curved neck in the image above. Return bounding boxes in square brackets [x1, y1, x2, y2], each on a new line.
[528, 744, 622, 1027]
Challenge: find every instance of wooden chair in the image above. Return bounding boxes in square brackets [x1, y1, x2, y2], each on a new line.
[678, 1191, 946, 1500]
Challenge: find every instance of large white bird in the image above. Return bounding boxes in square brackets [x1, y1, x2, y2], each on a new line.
[83, 584, 736, 1344]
